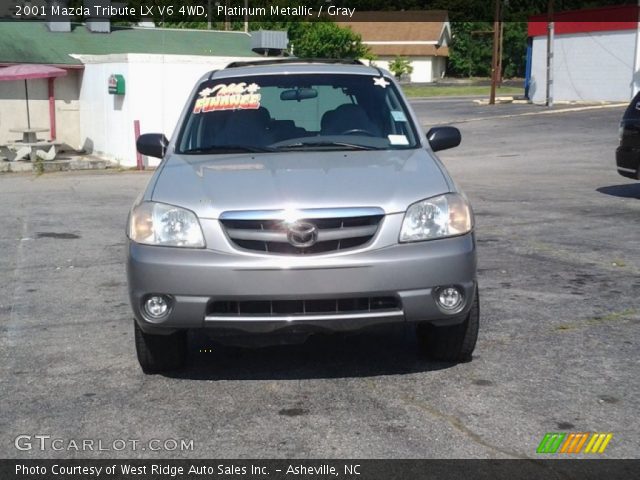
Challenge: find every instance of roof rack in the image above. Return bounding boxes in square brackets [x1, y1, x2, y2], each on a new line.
[225, 58, 364, 69]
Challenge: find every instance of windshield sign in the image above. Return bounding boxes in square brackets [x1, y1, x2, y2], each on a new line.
[193, 82, 262, 113]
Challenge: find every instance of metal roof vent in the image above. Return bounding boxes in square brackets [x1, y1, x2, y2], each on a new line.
[85, 0, 111, 33]
[47, 0, 71, 32]
[250, 30, 289, 56]
[137, 19, 156, 28]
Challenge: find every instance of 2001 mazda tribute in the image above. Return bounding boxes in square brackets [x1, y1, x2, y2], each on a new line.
[128, 59, 479, 373]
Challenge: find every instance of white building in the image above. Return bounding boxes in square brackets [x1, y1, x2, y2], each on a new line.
[340, 11, 451, 83]
[76, 53, 257, 168]
[527, 4, 640, 103]
[0, 21, 259, 167]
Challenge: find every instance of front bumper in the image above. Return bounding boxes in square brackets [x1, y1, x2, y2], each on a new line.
[127, 233, 477, 335]
[616, 146, 640, 179]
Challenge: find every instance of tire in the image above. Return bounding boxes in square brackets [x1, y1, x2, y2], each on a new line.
[134, 321, 187, 374]
[416, 289, 479, 362]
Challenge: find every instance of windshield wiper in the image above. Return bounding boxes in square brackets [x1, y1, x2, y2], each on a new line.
[273, 141, 381, 151]
[182, 145, 273, 154]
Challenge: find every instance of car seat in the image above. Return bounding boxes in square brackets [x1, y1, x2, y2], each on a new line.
[320, 104, 381, 136]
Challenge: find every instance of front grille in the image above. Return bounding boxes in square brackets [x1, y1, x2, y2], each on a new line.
[219, 208, 384, 255]
[208, 296, 400, 317]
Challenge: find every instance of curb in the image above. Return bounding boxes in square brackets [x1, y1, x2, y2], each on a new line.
[0, 157, 116, 174]
[435, 102, 628, 125]
[473, 96, 528, 105]
[473, 97, 625, 107]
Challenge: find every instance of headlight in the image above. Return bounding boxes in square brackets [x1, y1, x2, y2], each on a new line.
[128, 202, 205, 247]
[399, 193, 473, 243]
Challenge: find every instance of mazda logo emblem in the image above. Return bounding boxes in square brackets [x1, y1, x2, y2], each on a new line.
[286, 221, 318, 248]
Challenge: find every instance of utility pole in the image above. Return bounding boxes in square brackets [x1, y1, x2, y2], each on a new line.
[224, 0, 230, 31]
[497, 19, 504, 85]
[633, 0, 640, 98]
[244, 0, 249, 33]
[489, 0, 501, 105]
[546, 0, 554, 107]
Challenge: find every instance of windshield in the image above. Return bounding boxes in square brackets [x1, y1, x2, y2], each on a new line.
[177, 73, 419, 153]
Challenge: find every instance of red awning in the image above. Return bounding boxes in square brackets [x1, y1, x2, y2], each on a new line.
[0, 64, 68, 132]
[0, 64, 67, 81]
[528, 4, 639, 37]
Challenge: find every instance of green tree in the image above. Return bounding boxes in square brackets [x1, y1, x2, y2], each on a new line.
[447, 22, 493, 77]
[388, 56, 414, 80]
[501, 22, 528, 78]
[362, 51, 379, 66]
[290, 22, 368, 59]
[447, 22, 527, 78]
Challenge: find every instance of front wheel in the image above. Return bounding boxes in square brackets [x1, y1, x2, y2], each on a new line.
[416, 289, 479, 362]
[134, 321, 187, 374]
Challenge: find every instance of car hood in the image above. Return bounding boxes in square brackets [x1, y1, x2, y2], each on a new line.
[151, 149, 450, 219]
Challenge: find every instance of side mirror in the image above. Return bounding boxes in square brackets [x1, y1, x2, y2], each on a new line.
[427, 126, 461, 152]
[136, 133, 168, 159]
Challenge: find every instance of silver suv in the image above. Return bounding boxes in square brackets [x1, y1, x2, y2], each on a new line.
[129, 60, 478, 374]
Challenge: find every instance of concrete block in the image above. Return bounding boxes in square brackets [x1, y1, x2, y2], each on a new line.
[40, 161, 71, 173]
[8, 162, 34, 173]
[69, 159, 108, 170]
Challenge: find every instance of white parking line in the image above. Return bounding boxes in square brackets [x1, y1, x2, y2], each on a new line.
[443, 103, 628, 124]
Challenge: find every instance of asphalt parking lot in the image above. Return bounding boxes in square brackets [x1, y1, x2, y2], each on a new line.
[1, 99, 638, 459]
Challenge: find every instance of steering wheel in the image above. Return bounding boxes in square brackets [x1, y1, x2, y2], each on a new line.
[340, 128, 376, 136]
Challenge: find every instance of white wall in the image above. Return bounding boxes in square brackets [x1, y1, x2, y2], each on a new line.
[77, 54, 257, 167]
[530, 30, 635, 103]
[432, 56, 447, 80]
[78, 60, 131, 164]
[409, 59, 432, 83]
[366, 57, 441, 83]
